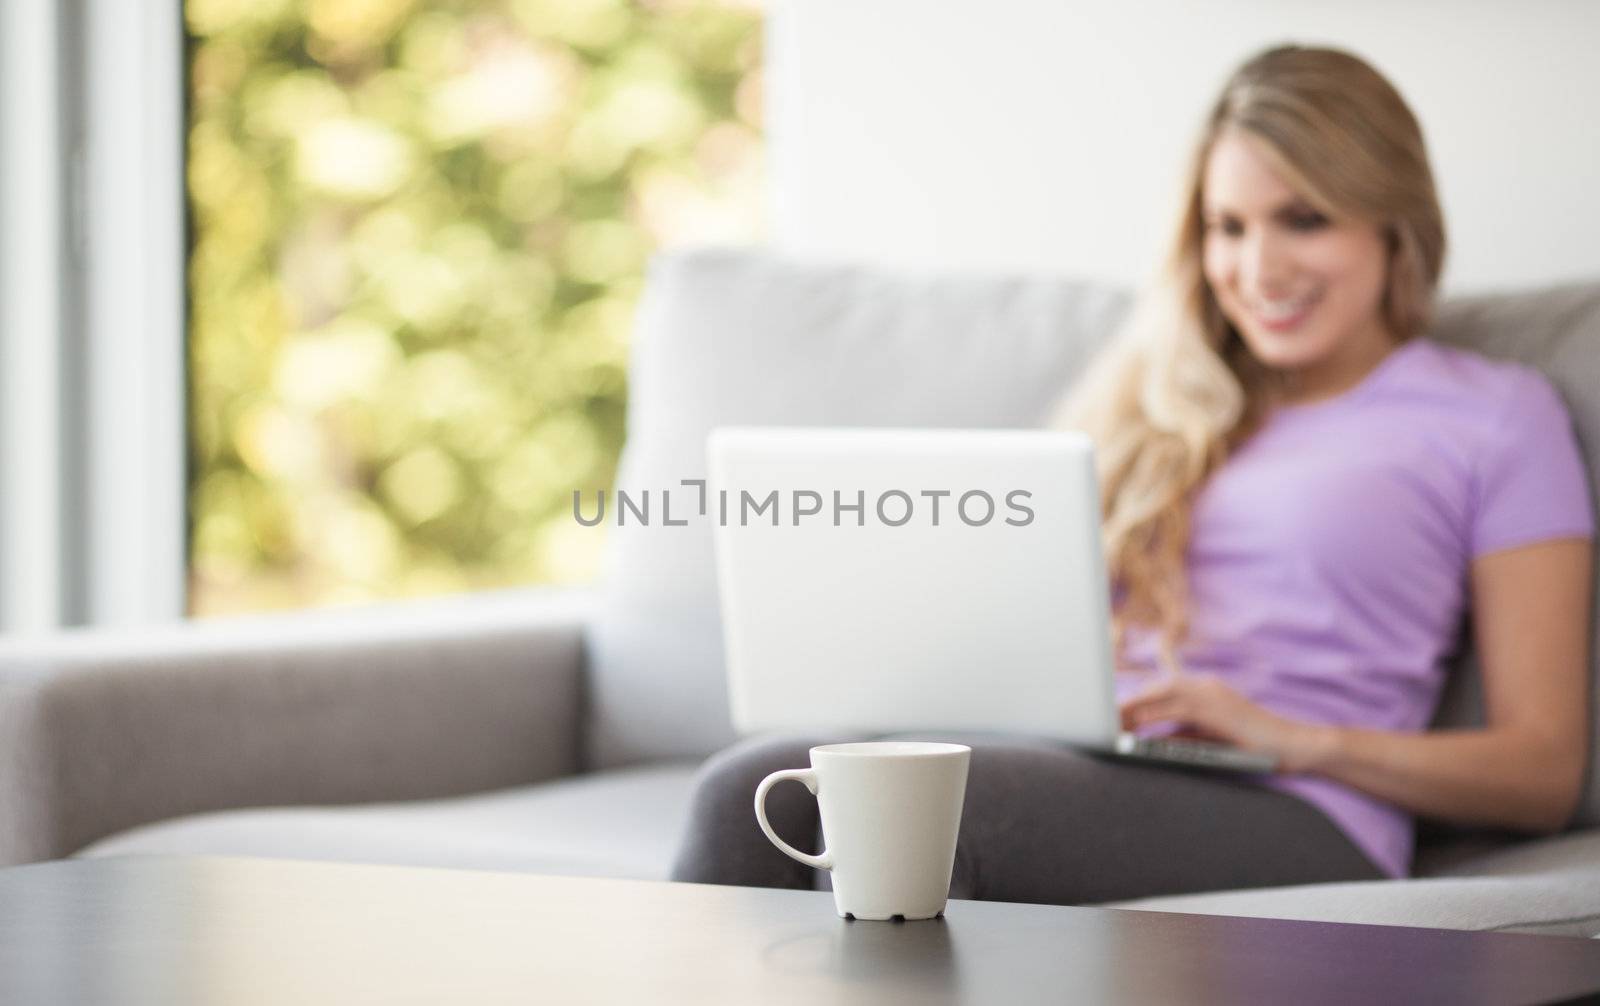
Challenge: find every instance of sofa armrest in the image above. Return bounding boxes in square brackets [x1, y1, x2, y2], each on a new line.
[0, 587, 592, 867]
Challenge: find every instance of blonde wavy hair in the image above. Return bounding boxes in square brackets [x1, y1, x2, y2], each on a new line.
[1056, 45, 1447, 670]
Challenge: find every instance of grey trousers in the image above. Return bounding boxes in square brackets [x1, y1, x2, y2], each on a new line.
[668, 732, 1387, 905]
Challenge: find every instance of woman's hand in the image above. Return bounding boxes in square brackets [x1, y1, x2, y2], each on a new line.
[1118, 673, 1335, 774]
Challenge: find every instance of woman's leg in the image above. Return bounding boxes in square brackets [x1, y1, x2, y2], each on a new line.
[925, 735, 1385, 905]
[669, 731, 1385, 903]
[669, 733, 858, 888]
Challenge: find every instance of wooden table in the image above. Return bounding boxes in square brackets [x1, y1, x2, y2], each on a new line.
[2, 856, 1599, 1004]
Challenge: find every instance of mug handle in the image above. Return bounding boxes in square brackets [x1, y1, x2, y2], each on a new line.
[754, 768, 834, 871]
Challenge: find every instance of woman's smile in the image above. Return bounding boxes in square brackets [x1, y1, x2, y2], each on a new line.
[1248, 289, 1323, 332]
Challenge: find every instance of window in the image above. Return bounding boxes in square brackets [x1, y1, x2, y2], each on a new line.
[185, 0, 763, 615]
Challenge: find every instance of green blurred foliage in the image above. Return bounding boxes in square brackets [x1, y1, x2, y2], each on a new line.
[187, 0, 764, 615]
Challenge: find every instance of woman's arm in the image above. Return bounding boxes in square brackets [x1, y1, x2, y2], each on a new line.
[1300, 537, 1592, 832]
[1121, 537, 1593, 833]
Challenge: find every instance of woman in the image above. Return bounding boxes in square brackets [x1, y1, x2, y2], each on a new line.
[669, 44, 1595, 904]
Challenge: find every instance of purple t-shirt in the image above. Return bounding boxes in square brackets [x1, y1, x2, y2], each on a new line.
[1115, 338, 1595, 878]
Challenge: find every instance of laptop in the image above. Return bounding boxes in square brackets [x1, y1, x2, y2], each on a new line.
[707, 426, 1277, 774]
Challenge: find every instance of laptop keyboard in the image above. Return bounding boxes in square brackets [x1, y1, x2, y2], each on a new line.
[1115, 733, 1279, 773]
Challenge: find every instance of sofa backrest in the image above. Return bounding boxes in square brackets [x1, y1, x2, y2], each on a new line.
[586, 246, 1600, 828]
[584, 248, 1128, 768]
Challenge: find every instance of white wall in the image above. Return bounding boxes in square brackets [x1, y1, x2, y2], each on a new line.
[766, 0, 1600, 293]
[0, 0, 67, 631]
[0, 0, 185, 634]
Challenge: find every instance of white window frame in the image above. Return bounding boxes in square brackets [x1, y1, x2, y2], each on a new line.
[0, 0, 185, 634]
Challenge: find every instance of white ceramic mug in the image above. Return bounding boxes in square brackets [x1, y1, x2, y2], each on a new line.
[754, 741, 971, 921]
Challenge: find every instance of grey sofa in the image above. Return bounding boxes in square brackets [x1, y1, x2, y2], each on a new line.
[4, 247, 1599, 936]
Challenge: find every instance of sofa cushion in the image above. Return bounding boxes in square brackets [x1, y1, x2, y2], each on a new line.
[585, 247, 1129, 768]
[1422, 825, 1600, 880]
[1104, 834, 1600, 938]
[1105, 874, 1600, 937]
[77, 763, 700, 882]
[590, 246, 1600, 827]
